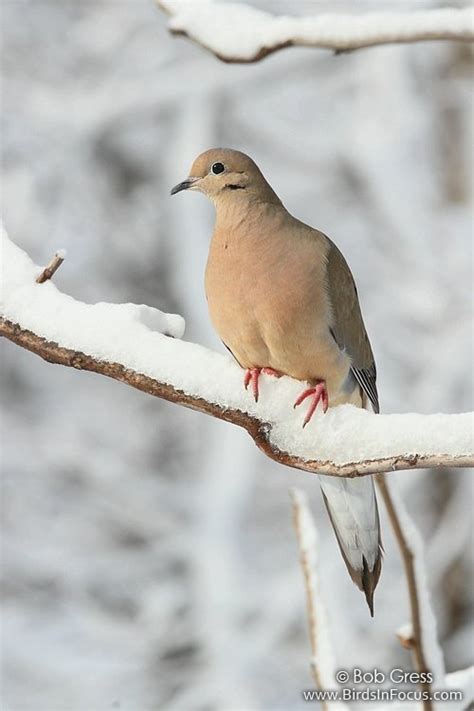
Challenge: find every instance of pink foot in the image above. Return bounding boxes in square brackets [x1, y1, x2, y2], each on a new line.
[294, 381, 329, 427]
[244, 367, 282, 402]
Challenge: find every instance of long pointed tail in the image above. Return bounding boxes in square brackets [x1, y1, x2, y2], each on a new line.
[319, 474, 382, 616]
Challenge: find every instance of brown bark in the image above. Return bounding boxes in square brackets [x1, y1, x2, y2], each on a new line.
[377, 475, 434, 711]
[2, 317, 472, 478]
[36, 252, 65, 283]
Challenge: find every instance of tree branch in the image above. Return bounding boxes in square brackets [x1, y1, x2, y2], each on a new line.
[156, 1, 474, 63]
[377, 475, 446, 709]
[291, 489, 347, 710]
[1, 230, 473, 478]
[36, 250, 66, 284]
[2, 317, 472, 477]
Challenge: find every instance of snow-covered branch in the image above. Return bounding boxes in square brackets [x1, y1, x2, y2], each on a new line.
[1, 229, 473, 478]
[156, 1, 474, 63]
[377, 476, 444, 709]
[291, 489, 348, 711]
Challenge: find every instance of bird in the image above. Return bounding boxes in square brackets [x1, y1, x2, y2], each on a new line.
[171, 148, 382, 615]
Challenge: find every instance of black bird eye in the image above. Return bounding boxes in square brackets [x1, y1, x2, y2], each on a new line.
[211, 162, 225, 175]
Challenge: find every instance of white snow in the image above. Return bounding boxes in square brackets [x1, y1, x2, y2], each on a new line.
[158, 1, 474, 60]
[2, 228, 185, 341]
[1, 227, 472, 468]
[396, 622, 413, 641]
[55, 248, 67, 259]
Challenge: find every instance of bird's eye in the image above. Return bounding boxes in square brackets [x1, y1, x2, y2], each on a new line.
[211, 162, 225, 175]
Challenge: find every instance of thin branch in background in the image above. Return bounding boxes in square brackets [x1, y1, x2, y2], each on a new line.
[157, 1, 474, 63]
[36, 250, 66, 283]
[291, 488, 345, 710]
[376, 475, 446, 711]
[291, 489, 325, 696]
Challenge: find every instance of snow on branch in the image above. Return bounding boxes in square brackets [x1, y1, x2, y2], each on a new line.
[156, 1, 474, 63]
[1, 228, 472, 478]
[291, 489, 348, 711]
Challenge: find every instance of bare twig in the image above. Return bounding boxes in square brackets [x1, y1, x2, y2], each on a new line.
[157, 2, 474, 64]
[376, 475, 439, 711]
[36, 251, 66, 283]
[1, 317, 472, 478]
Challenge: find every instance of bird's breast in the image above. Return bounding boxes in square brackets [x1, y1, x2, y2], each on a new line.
[205, 224, 352, 396]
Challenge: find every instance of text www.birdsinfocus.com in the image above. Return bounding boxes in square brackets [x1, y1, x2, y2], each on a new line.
[302, 667, 464, 703]
[301, 688, 463, 703]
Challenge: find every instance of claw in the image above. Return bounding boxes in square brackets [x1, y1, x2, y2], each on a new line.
[294, 381, 329, 427]
[244, 367, 260, 401]
[244, 367, 282, 402]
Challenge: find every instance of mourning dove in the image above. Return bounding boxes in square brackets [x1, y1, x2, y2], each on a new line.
[171, 148, 382, 614]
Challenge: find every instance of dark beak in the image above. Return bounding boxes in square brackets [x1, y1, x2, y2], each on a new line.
[170, 177, 199, 195]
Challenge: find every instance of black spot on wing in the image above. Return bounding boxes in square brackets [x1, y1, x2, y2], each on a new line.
[329, 327, 379, 413]
[351, 366, 379, 414]
[222, 341, 242, 367]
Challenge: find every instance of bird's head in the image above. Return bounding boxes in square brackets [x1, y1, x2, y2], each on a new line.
[170, 148, 281, 206]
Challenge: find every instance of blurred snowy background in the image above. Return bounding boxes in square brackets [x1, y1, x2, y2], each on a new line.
[1, 1, 473, 709]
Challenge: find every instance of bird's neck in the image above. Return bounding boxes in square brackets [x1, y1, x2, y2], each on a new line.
[211, 199, 291, 263]
[214, 192, 283, 233]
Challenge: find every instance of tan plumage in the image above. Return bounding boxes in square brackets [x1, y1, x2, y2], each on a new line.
[171, 148, 382, 614]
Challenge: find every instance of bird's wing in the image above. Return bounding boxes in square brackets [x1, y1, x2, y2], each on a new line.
[325, 239, 379, 413]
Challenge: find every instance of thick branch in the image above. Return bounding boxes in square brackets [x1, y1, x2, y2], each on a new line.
[157, 1, 474, 63]
[1, 318, 472, 477]
[1, 230, 472, 478]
